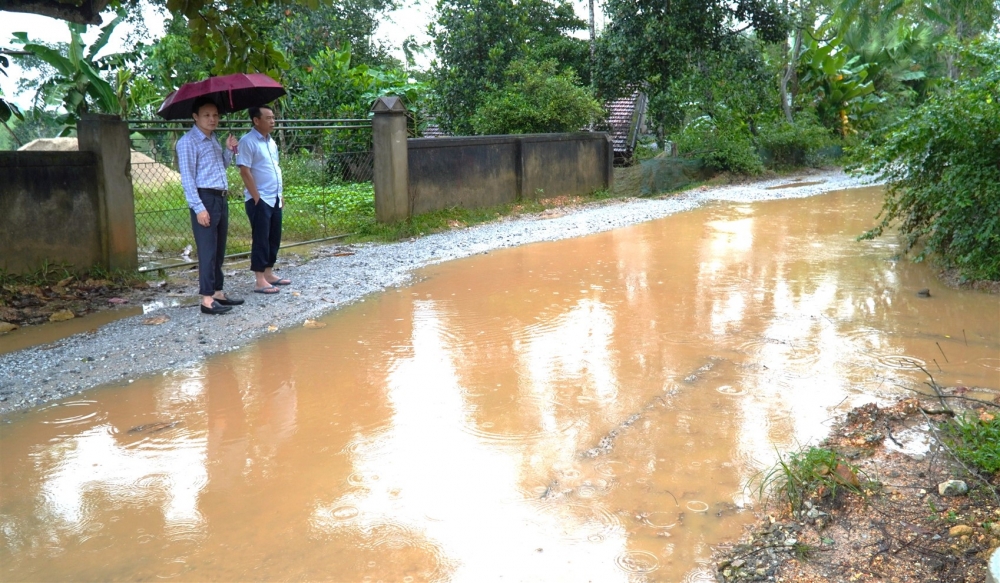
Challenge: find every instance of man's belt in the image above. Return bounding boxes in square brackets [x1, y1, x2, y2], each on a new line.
[197, 188, 227, 196]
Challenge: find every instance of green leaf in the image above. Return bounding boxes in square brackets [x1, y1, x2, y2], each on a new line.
[18, 43, 76, 77]
[87, 10, 125, 62]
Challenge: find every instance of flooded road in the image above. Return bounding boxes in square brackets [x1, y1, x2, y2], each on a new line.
[1, 187, 998, 582]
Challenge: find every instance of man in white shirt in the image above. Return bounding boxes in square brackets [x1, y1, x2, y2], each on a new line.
[237, 105, 289, 294]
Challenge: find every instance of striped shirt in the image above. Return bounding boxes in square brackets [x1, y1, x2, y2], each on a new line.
[176, 126, 234, 214]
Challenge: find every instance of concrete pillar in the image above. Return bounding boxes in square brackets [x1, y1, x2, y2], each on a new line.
[605, 134, 615, 192]
[371, 97, 409, 223]
[78, 114, 138, 271]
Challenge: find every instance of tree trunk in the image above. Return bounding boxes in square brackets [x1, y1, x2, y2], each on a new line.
[588, 0, 596, 81]
[780, 21, 803, 123]
[588, 0, 596, 130]
[0, 0, 109, 24]
[949, 15, 964, 80]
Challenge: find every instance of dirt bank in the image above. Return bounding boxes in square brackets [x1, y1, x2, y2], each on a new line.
[0, 169, 878, 417]
[714, 395, 1000, 583]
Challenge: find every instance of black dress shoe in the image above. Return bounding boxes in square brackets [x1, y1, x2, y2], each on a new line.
[214, 293, 244, 306]
[201, 301, 233, 315]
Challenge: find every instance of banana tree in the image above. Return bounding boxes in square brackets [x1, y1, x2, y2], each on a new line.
[11, 12, 125, 127]
[1, 52, 24, 146]
[798, 36, 876, 136]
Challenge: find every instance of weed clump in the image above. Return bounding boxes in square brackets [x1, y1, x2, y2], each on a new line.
[753, 446, 868, 514]
[941, 413, 1000, 475]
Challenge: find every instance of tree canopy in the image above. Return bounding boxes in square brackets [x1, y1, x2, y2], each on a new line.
[596, 0, 787, 134]
[430, 0, 587, 135]
[470, 58, 603, 135]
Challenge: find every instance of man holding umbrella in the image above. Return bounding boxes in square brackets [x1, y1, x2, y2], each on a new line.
[176, 96, 245, 315]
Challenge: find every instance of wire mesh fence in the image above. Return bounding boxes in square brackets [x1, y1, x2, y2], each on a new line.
[128, 118, 373, 269]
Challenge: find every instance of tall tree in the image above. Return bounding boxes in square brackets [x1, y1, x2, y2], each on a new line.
[430, 0, 587, 134]
[273, 0, 397, 71]
[596, 0, 787, 135]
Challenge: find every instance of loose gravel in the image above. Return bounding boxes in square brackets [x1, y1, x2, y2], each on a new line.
[0, 169, 877, 417]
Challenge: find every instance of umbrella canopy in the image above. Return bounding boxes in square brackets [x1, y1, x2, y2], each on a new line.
[157, 73, 286, 120]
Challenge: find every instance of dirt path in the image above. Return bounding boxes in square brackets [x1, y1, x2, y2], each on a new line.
[0, 168, 876, 417]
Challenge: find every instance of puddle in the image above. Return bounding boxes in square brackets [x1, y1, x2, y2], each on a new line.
[765, 180, 826, 189]
[883, 423, 933, 458]
[1, 187, 997, 581]
[0, 307, 143, 355]
[0, 298, 197, 356]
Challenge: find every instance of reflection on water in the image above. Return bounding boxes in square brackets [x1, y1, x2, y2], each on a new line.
[1, 187, 998, 581]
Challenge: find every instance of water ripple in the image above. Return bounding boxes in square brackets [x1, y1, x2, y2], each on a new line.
[40, 400, 102, 427]
[875, 355, 927, 370]
[614, 550, 659, 574]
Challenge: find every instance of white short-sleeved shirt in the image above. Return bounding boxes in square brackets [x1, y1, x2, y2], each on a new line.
[236, 127, 283, 207]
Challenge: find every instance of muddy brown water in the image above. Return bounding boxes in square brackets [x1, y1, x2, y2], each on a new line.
[0, 308, 143, 356]
[2, 187, 998, 582]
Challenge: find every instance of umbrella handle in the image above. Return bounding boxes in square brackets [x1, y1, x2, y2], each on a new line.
[229, 88, 234, 109]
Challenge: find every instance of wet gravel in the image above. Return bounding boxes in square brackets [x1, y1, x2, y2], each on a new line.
[0, 169, 877, 417]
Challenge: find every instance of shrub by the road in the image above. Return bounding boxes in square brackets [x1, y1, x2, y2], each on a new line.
[850, 41, 1000, 282]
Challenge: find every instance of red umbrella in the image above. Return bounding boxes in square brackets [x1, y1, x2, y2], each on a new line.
[157, 73, 286, 120]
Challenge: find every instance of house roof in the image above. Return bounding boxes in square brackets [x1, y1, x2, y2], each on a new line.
[604, 92, 641, 154]
[418, 92, 646, 152]
[421, 124, 448, 138]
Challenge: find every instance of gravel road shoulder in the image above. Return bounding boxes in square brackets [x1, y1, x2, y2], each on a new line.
[0, 169, 876, 418]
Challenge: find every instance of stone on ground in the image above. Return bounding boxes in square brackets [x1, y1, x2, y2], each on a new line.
[938, 479, 968, 496]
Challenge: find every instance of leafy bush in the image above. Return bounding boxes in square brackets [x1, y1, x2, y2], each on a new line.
[943, 414, 1000, 475]
[285, 183, 374, 219]
[470, 59, 603, 135]
[850, 41, 1000, 281]
[674, 111, 763, 175]
[758, 115, 836, 169]
[280, 152, 329, 188]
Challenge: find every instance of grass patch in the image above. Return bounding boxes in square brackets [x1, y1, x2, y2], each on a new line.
[941, 414, 1000, 475]
[752, 446, 868, 513]
[345, 188, 621, 243]
[132, 179, 376, 256]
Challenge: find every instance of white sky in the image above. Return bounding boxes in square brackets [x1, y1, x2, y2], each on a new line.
[1, 0, 602, 110]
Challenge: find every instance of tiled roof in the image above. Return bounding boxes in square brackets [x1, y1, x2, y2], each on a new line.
[416, 94, 647, 154]
[421, 123, 448, 138]
[604, 92, 643, 155]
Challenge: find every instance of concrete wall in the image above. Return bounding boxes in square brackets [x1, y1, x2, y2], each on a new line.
[371, 97, 612, 221]
[407, 132, 612, 216]
[0, 152, 104, 274]
[79, 114, 138, 271]
[1, 115, 137, 275]
[520, 133, 613, 200]
[408, 136, 519, 215]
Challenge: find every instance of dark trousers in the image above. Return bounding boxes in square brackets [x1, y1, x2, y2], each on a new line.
[190, 189, 229, 296]
[245, 199, 283, 272]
